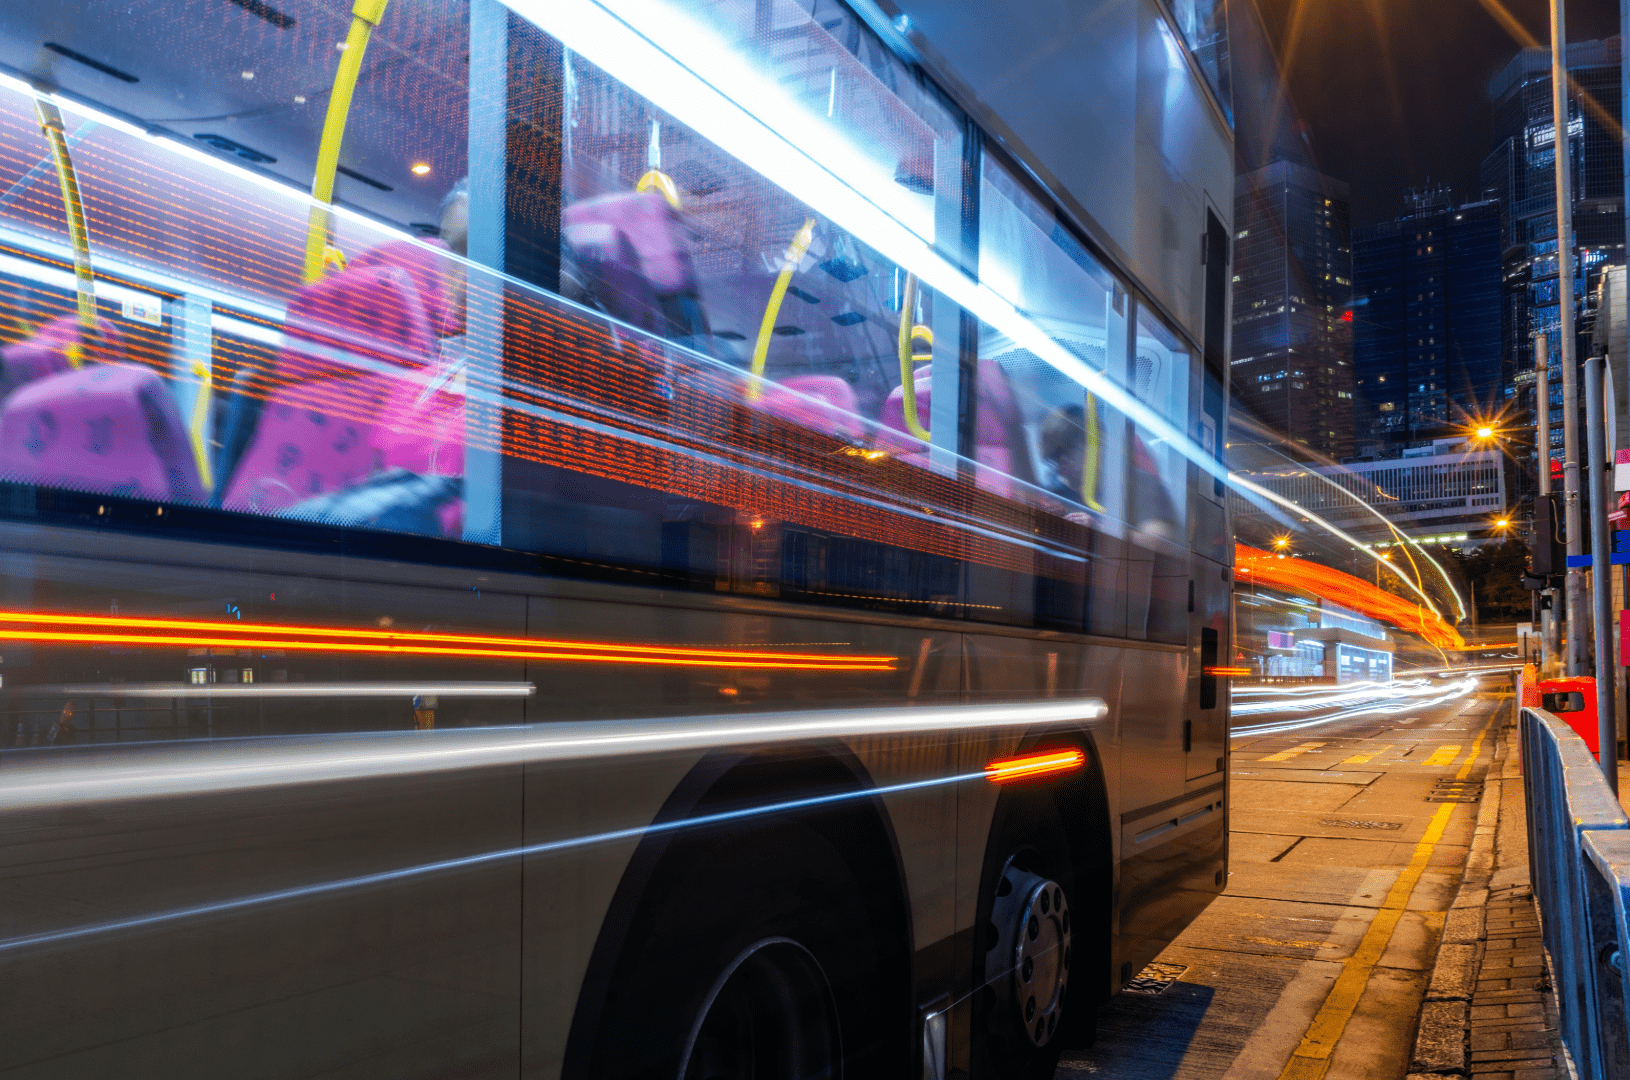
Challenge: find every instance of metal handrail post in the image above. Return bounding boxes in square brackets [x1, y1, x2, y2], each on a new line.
[1587, 354, 1620, 790]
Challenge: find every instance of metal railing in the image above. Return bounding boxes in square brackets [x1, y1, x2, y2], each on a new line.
[1522, 706, 1630, 1076]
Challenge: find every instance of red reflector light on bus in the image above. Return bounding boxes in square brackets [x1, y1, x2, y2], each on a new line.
[985, 748, 1086, 785]
[1204, 666, 1250, 677]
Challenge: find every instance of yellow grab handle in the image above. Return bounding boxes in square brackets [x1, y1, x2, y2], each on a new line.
[895, 274, 929, 440]
[1081, 392, 1104, 511]
[304, 0, 389, 282]
[35, 100, 95, 345]
[635, 169, 681, 211]
[745, 218, 815, 402]
[188, 360, 214, 491]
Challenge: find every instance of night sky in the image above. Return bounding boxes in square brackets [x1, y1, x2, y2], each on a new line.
[1248, 0, 1620, 228]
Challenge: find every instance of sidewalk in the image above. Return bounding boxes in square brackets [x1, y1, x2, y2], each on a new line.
[1408, 706, 1567, 1080]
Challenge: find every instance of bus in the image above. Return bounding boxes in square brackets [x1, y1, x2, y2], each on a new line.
[0, 0, 1234, 1075]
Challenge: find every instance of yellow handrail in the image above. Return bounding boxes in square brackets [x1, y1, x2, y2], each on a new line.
[34, 100, 94, 356]
[304, 0, 389, 282]
[745, 217, 815, 402]
[895, 273, 929, 440]
[635, 169, 681, 211]
[188, 360, 214, 491]
[1081, 393, 1104, 510]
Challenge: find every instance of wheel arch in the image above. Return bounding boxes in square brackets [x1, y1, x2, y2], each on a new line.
[560, 739, 916, 1078]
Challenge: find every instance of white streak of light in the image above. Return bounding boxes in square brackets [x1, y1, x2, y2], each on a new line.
[0, 698, 1105, 811]
[1230, 677, 1478, 736]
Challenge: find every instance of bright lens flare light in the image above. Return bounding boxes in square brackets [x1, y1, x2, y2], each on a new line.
[1475, 426, 1495, 439]
[985, 747, 1086, 785]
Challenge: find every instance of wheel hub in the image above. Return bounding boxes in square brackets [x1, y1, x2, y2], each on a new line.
[988, 861, 1071, 1047]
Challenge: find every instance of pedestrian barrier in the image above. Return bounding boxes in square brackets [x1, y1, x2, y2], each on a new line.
[1522, 705, 1630, 1077]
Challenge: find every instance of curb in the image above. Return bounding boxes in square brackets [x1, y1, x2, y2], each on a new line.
[1406, 700, 1509, 1078]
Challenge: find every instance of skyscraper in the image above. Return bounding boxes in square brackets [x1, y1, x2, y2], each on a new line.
[1231, 161, 1354, 460]
[1351, 189, 1503, 452]
[1482, 38, 1626, 471]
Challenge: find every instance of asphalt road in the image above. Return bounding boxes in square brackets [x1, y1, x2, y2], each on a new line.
[1056, 679, 1506, 1079]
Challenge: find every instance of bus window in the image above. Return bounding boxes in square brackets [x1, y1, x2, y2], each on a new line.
[1130, 307, 1193, 643]
[976, 153, 1129, 636]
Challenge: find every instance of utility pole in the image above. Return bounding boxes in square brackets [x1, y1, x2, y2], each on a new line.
[1551, 0, 1587, 676]
[1585, 354, 1618, 790]
[1538, 334, 1558, 670]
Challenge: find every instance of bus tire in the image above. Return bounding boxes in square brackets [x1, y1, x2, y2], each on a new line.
[971, 791, 1079, 1080]
[576, 816, 900, 1079]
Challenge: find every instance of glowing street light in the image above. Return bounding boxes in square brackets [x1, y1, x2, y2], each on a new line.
[1474, 425, 1496, 440]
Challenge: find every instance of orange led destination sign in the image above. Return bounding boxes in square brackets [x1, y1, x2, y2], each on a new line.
[0, 610, 896, 672]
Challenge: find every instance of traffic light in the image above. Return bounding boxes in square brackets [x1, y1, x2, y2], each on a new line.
[1531, 493, 1565, 576]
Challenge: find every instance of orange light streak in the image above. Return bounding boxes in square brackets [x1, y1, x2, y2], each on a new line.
[0, 611, 896, 671]
[1204, 666, 1252, 677]
[1235, 544, 1465, 651]
[984, 747, 1086, 785]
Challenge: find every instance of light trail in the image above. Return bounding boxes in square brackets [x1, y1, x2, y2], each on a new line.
[44, 682, 536, 698]
[0, 767, 986, 955]
[1231, 677, 1478, 737]
[0, 698, 1107, 811]
[0, 610, 895, 671]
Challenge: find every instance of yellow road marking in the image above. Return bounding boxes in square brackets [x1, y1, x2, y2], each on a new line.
[1275, 715, 1495, 1079]
[1423, 745, 1461, 767]
[1260, 741, 1326, 762]
[1341, 745, 1391, 765]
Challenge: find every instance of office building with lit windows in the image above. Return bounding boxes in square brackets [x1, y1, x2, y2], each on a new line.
[1231, 161, 1355, 460]
[1350, 189, 1503, 453]
[1231, 435, 1508, 550]
[1481, 38, 1626, 479]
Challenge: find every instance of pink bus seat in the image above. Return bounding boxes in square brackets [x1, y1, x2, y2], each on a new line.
[349, 238, 459, 338]
[223, 250, 450, 512]
[220, 376, 383, 514]
[277, 260, 437, 384]
[0, 362, 203, 503]
[879, 360, 1022, 496]
[0, 315, 124, 402]
[375, 368, 465, 478]
[748, 374, 863, 444]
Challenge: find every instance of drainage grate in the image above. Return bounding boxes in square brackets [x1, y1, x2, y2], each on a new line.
[1319, 818, 1404, 831]
[1427, 779, 1484, 803]
[1123, 961, 1188, 996]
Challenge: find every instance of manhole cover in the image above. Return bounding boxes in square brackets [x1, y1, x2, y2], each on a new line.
[1319, 818, 1403, 830]
[1123, 961, 1187, 996]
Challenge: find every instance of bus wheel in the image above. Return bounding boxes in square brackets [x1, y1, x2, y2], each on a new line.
[569, 814, 906, 1079]
[989, 856, 1072, 1050]
[679, 937, 842, 1080]
[973, 808, 1077, 1078]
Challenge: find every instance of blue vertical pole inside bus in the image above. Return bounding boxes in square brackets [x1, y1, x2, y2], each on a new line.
[928, 130, 965, 478]
[1101, 285, 1133, 531]
[465, 0, 506, 546]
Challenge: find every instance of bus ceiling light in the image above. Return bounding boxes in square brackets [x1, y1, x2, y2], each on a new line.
[411, 162, 431, 176]
[985, 748, 1086, 785]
